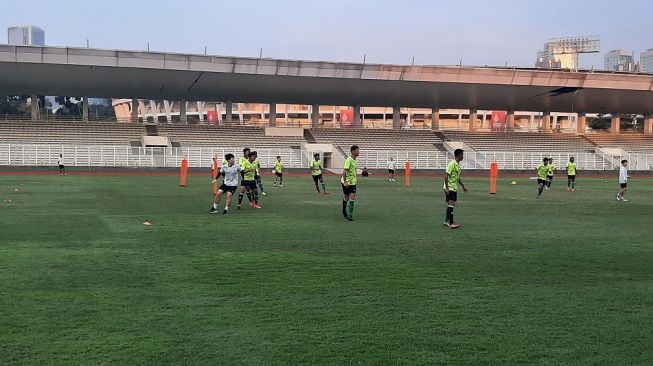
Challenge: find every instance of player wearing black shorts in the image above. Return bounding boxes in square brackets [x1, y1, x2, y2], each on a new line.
[209, 153, 242, 215]
[341, 145, 360, 221]
[310, 153, 327, 194]
[536, 157, 549, 199]
[443, 149, 467, 229]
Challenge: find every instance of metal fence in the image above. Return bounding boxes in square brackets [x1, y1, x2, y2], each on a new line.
[1, 144, 652, 171]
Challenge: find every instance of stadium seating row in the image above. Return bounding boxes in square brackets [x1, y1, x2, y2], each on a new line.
[2, 121, 653, 154]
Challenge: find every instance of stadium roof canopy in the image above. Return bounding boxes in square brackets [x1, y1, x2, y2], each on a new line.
[1, 44, 653, 114]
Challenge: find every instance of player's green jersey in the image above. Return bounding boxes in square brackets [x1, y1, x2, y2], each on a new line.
[566, 162, 577, 176]
[274, 161, 284, 173]
[341, 156, 358, 185]
[547, 163, 556, 177]
[239, 156, 248, 169]
[310, 160, 322, 176]
[242, 160, 256, 180]
[253, 159, 261, 174]
[445, 160, 462, 192]
[537, 164, 549, 180]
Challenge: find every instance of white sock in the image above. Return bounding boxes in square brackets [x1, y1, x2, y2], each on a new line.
[213, 203, 218, 209]
[224, 205, 229, 211]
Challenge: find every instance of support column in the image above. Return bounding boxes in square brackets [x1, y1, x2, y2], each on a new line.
[82, 96, 89, 122]
[353, 105, 361, 128]
[179, 99, 187, 123]
[644, 113, 653, 134]
[529, 113, 535, 130]
[506, 110, 515, 130]
[131, 98, 138, 123]
[269, 103, 277, 127]
[469, 109, 477, 131]
[577, 113, 587, 134]
[311, 103, 320, 128]
[431, 108, 440, 131]
[542, 111, 551, 132]
[611, 114, 621, 134]
[30, 94, 39, 121]
[392, 106, 401, 130]
[225, 101, 233, 124]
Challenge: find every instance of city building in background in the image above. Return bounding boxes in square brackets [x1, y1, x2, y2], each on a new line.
[8, 25, 45, 46]
[604, 49, 636, 72]
[640, 49, 653, 74]
[536, 36, 600, 70]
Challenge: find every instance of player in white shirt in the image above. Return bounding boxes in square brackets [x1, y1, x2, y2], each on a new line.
[57, 154, 67, 176]
[387, 157, 396, 182]
[616, 159, 629, 202]
[209, 153, 242, 215]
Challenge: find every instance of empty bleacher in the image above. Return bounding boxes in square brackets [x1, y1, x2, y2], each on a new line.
[442, 131, 596, 152]
[0, 121, 145, 145]
[308, 128, 445, 151]
[586, 134, 653, 153]
[158, 125, 305, 149]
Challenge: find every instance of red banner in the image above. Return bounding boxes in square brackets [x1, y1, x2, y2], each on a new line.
[207, 109, 220, 124]
[339, 109, 354, 128]
[491, 111, 507, 131]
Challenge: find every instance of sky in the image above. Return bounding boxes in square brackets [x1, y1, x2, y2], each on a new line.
[2, 0, 652, 69]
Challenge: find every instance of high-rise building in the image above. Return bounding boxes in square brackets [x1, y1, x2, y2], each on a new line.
[640, 49, 653, 74]
[7, 25, 45, 46]
[535, 36, 600, 70]
[604, 49, 635, 72]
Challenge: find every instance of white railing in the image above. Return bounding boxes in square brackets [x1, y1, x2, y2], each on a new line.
[0, 144, 305, 169]
[1, 144, 652, 171]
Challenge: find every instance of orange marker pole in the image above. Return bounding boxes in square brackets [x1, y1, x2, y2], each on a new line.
[180, 158, 189, 187]
[212, 157, 219, 194]
[489, 161, 498, 194]
[405, 161, 411, 187]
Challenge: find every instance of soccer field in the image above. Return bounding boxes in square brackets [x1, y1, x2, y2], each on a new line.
[1, 173, 652, 365]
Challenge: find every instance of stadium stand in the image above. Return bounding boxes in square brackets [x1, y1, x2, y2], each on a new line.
[441, 131, 597, 152]
[586, 133, 653, 153]
[307, 128, 446, 151]
[157, 125, 305, 149]
[0, 121, 144, 145]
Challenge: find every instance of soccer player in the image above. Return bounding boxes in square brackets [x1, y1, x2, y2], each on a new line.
[253, 155, 267, 196]
[617, 159, 629, 202]
[566, 157, 577, 191]
[545, 158, 556, 190]
[57, 154, 67, 176]
[273, 156, 284, 187]
[536, 157, 549, 199]
[238, 148, 253, 209]
[341, 145, 360, 221]
[239, 151, 262, 209]
[310, 153, 327, 194]
[388, 157, 396, 182]
[443, 148, 467, 229]
[209, 153, 241, 215]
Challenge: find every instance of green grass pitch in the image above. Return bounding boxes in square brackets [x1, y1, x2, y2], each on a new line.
[1, 173, 652, 365]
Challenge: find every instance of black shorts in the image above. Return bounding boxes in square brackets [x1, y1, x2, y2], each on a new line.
[275, 172, 283, 178]
[242, 180, 257, 190]
[312, 174, 323, 183]
[537, 179, 546, 185]
[547, 175, 554, 181]
[341, 183, 357, 195]
[388, 169, 395, 174]
[219, 184, 238, 193]
[58, 165, 64, 169]
[620, 183, 627, 188]
[568, 175, 576, 181]
[444, 190, 458, 203]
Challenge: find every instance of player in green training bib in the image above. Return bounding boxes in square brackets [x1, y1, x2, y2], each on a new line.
[239, 151, 262, 209]
[253, 156, 267, 196]
[443, 148, 467, 229]
[238, 148, 253, 208]
[536, 157, 549, 199]
[566, 157, 577, 191]
[545, 158, 556, 190]
[341, 145, 359, 221]
[310, 153, 327, 194]
[273, 156, 284, 187]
